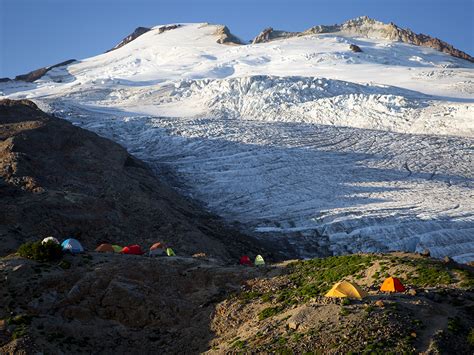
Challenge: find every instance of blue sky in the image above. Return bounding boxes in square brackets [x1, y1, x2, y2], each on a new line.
[1, 0, 473, 78]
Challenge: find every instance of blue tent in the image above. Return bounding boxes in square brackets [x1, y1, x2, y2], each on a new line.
[61, 238, 84, 254]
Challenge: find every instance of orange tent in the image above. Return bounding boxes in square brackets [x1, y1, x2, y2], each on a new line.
[150, 242, 164, 250]
[380, 277, 405, 292]
[95, 243, 115, 253]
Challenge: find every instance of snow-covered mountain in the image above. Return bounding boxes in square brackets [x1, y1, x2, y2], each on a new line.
[1, 17, 473, 262]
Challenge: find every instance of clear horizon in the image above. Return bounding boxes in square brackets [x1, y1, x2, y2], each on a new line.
[0, 0, 473, 78]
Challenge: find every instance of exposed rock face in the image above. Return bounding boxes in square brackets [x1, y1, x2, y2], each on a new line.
[157, 24, 181, 34]
[349, 44, 362, 52]
[107, 25, 182, 52]
[14, 59, 76, 83]
[304, 16, 473, 62]
[215, 25, 243, 45]
[252, 27, 273, 44]
[107, 26, 151, 52]
[251, 27, 299, 44]
[0, 99, 270, 259]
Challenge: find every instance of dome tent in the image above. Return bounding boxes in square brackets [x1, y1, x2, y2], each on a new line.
[149, 242, 166, 257]
[239, 255, 252, 266]
[112, 245, 123, 253]
[95, 243, 115, 253]
[61, 238, 84, 254]
[325, 281, 367, 299]
[380, 277, 406, 292]
[121, 245, 144, 255]
[42, 236, 59, 245]
[254, 255, 265, 266]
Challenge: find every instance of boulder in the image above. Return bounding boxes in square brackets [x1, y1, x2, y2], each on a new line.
[349, 44, 362, 52]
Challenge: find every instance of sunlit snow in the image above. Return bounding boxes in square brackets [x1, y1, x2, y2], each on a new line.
[1, 23, 473, 262]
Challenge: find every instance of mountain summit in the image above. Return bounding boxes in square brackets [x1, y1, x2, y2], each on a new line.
[251, 16, 473, 62]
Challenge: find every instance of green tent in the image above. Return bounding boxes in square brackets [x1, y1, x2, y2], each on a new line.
[166, 248, 176, 257]
[112, 245, 123, 253]
[255, 255, 265, 266]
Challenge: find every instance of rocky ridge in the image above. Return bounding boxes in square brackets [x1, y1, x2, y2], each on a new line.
[252, 16, 473, 62]
[107, 26, 151, 52]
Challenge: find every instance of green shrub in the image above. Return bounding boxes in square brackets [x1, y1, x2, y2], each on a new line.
[7, 314, 32, 340]
[18, 240, 62, 262]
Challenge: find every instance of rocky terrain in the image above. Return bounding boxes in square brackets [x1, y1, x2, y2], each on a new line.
[253, 16, 474, 63]
[0, 251, 472, 354]
[0, 99, 270, 260]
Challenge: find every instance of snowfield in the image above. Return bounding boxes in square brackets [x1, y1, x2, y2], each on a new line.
[1, 21, 473, 262]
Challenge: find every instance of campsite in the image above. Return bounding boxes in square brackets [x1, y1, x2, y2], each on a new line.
[1, 247, 473, 353]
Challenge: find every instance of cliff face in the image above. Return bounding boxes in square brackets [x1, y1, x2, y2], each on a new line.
[0, 99, 268, 259]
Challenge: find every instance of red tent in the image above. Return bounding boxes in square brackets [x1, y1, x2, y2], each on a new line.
[239, 255, 252, 266]
[121, 244, 144, 255]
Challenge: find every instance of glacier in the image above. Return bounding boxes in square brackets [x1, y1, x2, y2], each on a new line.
[1, 21, 473, 262]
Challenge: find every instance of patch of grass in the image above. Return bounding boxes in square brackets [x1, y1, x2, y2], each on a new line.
[341, 298, 351, 306]
[18, 241, 62, 262]
[261, 293, 273, 303]
[7, 314, 33, 340]
[239, 290, 261, 302]
[364, 305, 374, 313]
[259, 306, 284, 320]
[397, 258, 454, 287]
[447, 317, 462, 333]
[292, 332, 303, 342]
[59, 260, 71, 269]
[8, 314, 32, 326]
[280, 255, 377, 305]
[231, 339, 246, 349]
[339, 307, 349, 316]
[455, 269, 474, 288]
[467, 328, 474, 346]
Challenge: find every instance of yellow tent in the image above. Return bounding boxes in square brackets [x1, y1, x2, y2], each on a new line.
[325, 281, 368, 299]
[254, 255, 265, 266]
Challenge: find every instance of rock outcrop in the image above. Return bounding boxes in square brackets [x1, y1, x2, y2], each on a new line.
[157, 24, 181, 34]
[304, 16, 474, 62]
[0, 99, 270, 259]
[107, 26, 151, 52]
[349, 44, 362, 52]
[214, 25, 243, 45]
[13, 59, 76, 83]
[251, 27, 298, 44]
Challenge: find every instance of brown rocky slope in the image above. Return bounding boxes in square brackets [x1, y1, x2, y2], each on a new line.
[0, 252, 472, 354]
[0, 99, 270, 260]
